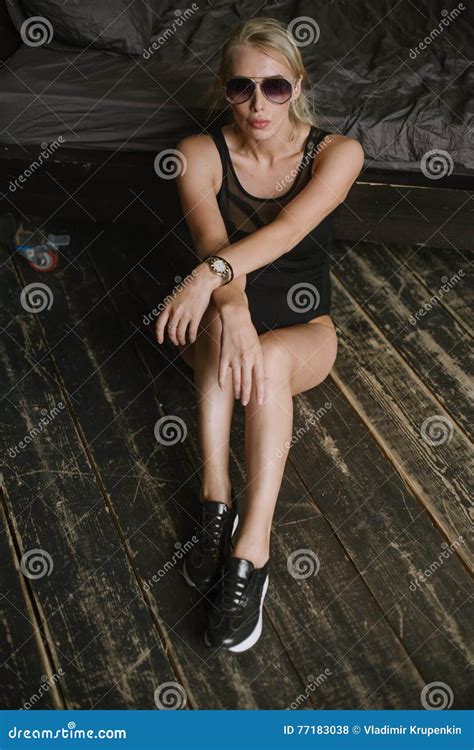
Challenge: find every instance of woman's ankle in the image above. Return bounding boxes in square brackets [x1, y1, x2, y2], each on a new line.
[231, 537, 270, 569]
[199, 478, 232, 505]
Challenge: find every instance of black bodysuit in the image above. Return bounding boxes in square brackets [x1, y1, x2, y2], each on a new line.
[211, 124, 335, 335]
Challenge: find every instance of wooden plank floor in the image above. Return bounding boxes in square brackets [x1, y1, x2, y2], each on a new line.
[0, 220, 472, 709]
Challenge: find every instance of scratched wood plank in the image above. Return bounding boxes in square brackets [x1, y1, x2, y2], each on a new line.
[330, 239, 473, 436]
[289, 377, 473, 708]
[17, 232, 311, 710]
[85, 223, 432, 708]
[327, 250, 473, 562]
[389, 243, 473, 330]
[0, 251, 179, 708]
[0, 500, 58, 709]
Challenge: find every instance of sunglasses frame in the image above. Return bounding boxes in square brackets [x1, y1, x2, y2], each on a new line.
[222, 76, 299, 105]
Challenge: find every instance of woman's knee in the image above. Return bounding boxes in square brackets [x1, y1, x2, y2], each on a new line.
[259, 334, 292, 384]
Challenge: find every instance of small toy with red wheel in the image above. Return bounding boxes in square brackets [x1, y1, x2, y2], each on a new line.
[15, 229, 70, 272]
[0, 213, 70, 271]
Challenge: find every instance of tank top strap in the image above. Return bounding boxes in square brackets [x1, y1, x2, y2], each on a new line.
[209, 127, 230, 200]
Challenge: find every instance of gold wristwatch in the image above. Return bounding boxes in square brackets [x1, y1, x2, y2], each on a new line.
[204, 255, 234, 285]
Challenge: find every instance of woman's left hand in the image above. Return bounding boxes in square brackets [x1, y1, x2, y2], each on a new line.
[155, 264, 221, 346]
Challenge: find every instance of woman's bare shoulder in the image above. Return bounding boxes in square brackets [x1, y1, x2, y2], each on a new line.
[311, 132, 364, 174]
[176, 132, 219, 160]
[175, 133, 221, 189]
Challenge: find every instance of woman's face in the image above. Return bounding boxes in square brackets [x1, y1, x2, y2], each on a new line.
[225, 44, 302, 139]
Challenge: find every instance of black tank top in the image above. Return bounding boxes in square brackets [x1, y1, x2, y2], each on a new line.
[211, 124, 335, 283]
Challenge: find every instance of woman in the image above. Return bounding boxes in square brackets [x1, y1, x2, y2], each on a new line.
[155, 17, 364, 653]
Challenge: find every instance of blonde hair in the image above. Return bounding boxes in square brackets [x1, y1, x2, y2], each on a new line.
[206, 17, 318, 139]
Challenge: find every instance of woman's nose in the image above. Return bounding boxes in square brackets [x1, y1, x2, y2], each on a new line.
[251, 82, 266, 109]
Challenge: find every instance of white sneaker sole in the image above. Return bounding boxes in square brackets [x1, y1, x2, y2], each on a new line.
[231, 512, 239, 539]
[204, 574, 269, 653]
[182, 511, 239, 589]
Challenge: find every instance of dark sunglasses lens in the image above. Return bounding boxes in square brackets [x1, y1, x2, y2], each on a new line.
[263, 78, 292, 103]
[225, 78, 254, 103]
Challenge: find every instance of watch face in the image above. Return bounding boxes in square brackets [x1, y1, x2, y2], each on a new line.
[213, 259, 226, 273]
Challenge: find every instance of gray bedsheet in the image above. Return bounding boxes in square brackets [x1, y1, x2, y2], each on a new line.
[0, 0, 472, 172]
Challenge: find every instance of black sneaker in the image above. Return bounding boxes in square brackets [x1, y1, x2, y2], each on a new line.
[204, 556, 270, 652]
[182, 490, 238, 593]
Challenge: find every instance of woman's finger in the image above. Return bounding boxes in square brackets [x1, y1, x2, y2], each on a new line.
[156, 308, 170, 343]
[232, 362, 242, 400]
[241, 360, 253, 406]
[176, 316, 190, 346]
[166, 316, 181, 346]
[254, 354, 266, 405]
[188, 320, 199, 343]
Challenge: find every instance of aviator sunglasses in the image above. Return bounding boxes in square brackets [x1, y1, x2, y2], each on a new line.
[223, 76, 297, 105]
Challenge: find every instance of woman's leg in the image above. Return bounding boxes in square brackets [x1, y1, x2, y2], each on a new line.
[176, 300, 235, 504]
[231, 318, 338, 567]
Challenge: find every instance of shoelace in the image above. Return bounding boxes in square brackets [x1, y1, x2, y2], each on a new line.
[221, 571, 248, 613]
[197, 507, 228, 556]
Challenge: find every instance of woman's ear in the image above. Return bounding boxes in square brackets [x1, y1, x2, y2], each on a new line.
[292, 74, 303, 101]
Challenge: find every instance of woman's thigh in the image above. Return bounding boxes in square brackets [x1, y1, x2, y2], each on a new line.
[259, 315, 338, 396]
[175, 308, 338, 395]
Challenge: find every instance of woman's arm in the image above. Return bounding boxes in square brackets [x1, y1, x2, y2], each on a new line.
[174, 134, 249, 314]
[213, 135, 365, 281]
[155, 133, 364, 345]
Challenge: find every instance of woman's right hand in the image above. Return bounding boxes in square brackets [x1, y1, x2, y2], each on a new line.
[218, 305, 265, 406]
